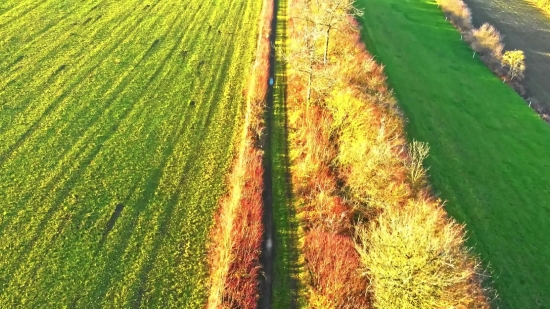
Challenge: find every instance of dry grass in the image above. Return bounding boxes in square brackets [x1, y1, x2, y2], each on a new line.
[207, 0, 273, 307]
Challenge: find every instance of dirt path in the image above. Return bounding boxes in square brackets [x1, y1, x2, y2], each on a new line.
[259, 0, 279, 307]
[462, 0, 550, 107]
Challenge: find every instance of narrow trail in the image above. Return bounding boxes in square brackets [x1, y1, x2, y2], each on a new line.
[259, 0, 279, 307]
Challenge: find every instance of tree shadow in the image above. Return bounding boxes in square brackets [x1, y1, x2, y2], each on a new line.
[269, 0, 305, 307]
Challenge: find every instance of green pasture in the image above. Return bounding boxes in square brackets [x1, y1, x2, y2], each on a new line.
[357, 0, 550, 307]
[0, 0, 261, 307]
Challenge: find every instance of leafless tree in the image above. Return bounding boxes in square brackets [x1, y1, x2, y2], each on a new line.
[311, 0, 364, 65]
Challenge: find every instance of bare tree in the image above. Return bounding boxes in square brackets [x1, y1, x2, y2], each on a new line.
[287, 1, 325, 110]
[312, 0, 364, 65]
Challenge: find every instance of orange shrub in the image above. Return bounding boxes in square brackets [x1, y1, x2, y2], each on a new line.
[304, 230, 370, 308]
[208, 145, 264, 308]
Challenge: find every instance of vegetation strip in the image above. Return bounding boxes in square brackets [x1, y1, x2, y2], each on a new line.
[260, 0, 277, 306]
[285, 0, 491, 307]
[271, 0, 306, 307]
[206, 0, 273, 308]
[357, 0, 550, 307]
[0, 0, 262, 307]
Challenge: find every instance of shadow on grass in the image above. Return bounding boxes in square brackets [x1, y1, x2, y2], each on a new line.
[270, 0, 304, 307]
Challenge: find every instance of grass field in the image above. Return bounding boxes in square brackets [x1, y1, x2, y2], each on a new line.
[357, 0, 550, 307]
[0, 0, 261, 307]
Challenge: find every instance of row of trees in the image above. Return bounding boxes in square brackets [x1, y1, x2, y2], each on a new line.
[286, 0, 493, 307]
[286, 0, 362, 107]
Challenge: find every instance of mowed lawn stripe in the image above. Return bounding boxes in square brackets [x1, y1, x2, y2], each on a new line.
[0, 0, 154, 157]
[0, 0, 178, 253]
[0, 0, 262, 307]
[357, 0, 550, 307]
[0, 0, 188, 288]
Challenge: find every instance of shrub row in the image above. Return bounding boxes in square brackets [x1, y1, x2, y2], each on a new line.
[206, 1, 273, 308]
[286, 0, 371, 307]
[438, 0, 527, 83]
[286, 0, 492, 307]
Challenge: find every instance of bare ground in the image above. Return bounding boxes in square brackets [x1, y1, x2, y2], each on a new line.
[462, 0, 550, 108]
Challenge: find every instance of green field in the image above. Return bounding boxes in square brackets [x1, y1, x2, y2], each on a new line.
[0, 0, 261, 307]
[357, 0, 550, 307]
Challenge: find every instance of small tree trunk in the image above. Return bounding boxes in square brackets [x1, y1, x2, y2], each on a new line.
[307, 70, 313, 110]
[324, 29, 331, 65]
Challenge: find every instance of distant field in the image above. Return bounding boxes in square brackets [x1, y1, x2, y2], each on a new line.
[0, 0, 260, 307]
[357, 0, 550, 307]
[461, 0, 550, 109]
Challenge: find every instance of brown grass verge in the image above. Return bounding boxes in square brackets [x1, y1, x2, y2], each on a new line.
[286, 0, 493, 307]
[206, 0, 273, 308]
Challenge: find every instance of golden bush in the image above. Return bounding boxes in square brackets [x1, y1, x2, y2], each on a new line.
[356, 198, 491, 309]
[502, 50, 526, 81]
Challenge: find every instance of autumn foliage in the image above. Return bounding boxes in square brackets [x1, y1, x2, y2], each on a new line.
[287, 0, 492, 307]
[207, 0, 273, 308]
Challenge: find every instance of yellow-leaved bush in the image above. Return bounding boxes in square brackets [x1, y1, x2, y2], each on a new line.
[356, 198, 491, 309]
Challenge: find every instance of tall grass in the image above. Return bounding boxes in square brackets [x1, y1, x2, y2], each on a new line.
[286, 0, 492, 307]
[207, 0, 273, 307]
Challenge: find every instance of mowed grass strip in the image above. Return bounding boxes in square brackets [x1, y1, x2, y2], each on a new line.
[357, 0, 550, 307]
[0, 0, 262, 307]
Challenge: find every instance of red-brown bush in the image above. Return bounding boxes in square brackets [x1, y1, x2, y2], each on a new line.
[207, 0, 273, 308]
[304, 230, 370, 308]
